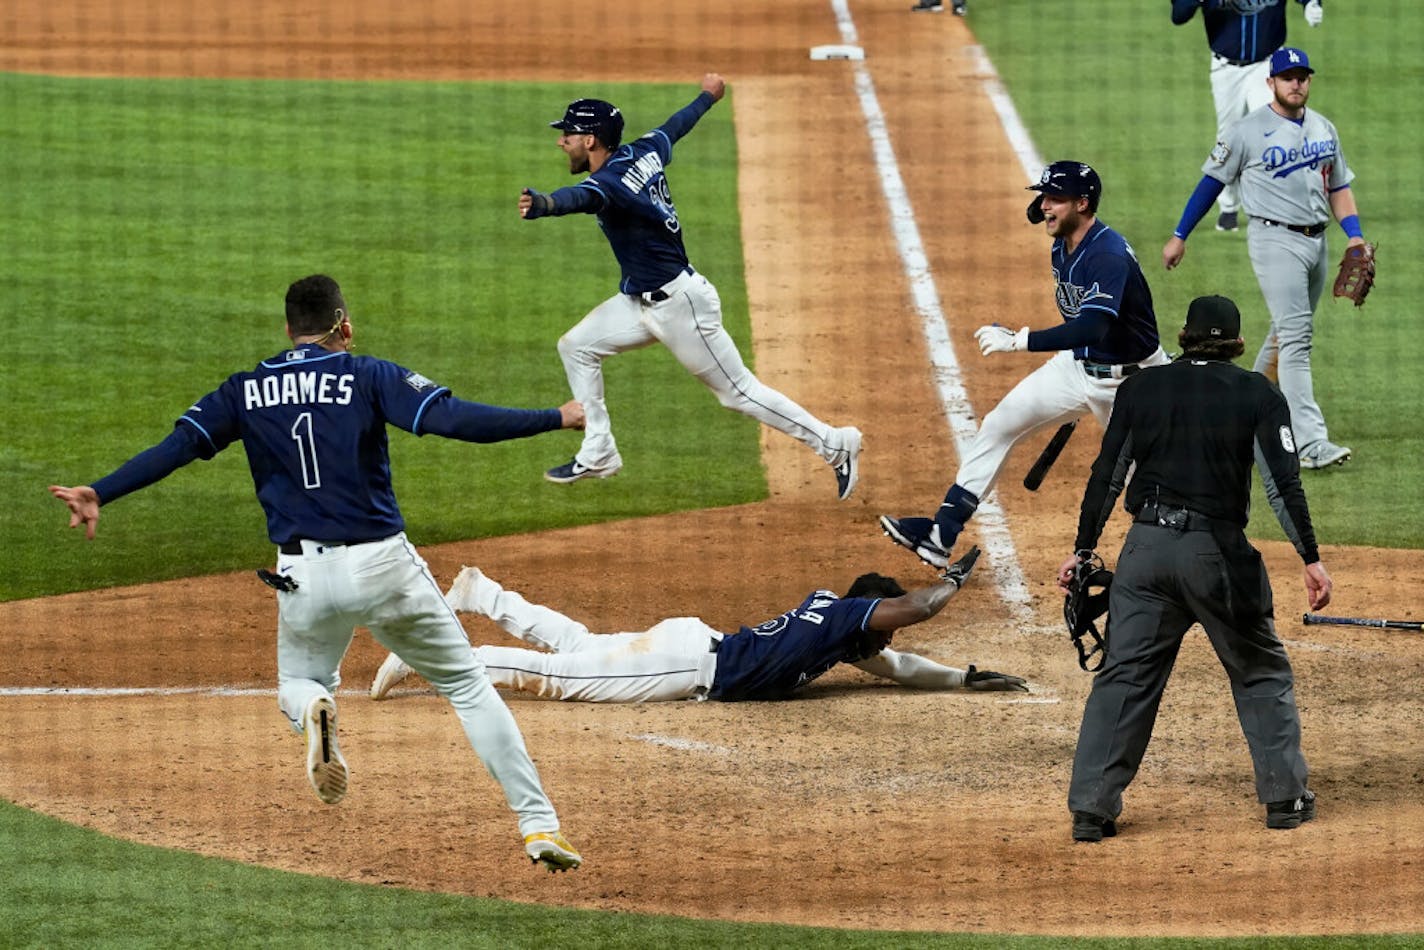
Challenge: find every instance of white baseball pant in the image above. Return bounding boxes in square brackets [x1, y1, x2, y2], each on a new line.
[558, 268, 850, 470]
[954, 349, 1169, 500]
[1208, 55, 1273, 216]
[274, 534, 560, 837]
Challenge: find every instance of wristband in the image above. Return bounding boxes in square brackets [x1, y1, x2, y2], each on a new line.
[1339, 214, 1362, 240]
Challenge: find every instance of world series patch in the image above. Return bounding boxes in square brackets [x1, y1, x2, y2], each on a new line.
[1210, 142, 1231, 165]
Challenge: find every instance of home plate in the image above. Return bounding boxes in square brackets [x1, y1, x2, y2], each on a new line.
[810, 44, 864, 61]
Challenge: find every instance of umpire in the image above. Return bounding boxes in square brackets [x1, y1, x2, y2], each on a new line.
[1057, 294, 1332, 842]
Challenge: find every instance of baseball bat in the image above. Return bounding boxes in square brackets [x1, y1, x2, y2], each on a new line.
[1023, 420, 1077, 491]
[1302, 613, 1424, 632]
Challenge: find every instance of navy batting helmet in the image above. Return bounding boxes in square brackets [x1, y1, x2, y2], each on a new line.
[550, 99, 624, 149]
[1025, 160, 1102, 222]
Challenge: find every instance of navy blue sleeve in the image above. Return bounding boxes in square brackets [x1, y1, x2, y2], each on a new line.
[1171, 0, 1201, 25]
[91, 424, 212, 506]
[418, 396, 563, 442]
[646, 92, 716, 162]
[1028, 310, 1112, 352]
[525, 181, 607, 218]
[1174, 176, 1226, 239]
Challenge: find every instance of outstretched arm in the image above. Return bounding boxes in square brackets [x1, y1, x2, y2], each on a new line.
[865, 547, 980, 633]
[851, 650, 1028, 692]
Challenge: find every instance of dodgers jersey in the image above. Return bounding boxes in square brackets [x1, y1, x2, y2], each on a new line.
[1206, 105, 1353, 225]
[1050, 221, 1161, 365]
[552, 92, 716, 294]
[709, 592, 883, 701]
[91, 344, 560, 544]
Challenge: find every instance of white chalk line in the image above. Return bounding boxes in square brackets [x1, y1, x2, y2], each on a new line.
[826, 1, 1045, 624]
[627, 733, 734, 755]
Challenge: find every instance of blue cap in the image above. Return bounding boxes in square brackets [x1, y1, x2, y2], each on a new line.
[1027, 160, 1102, 211]
[550, 99, 624, 148]
[1269, 47, 1314, 77]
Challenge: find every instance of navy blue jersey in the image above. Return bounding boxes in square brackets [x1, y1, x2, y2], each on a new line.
[708, 592, 883, 701]
[550, 92, 716, 294]
[91, 343, 561, 544]
[1171, 0, 1302, 65]
[1050, 221, 1160, 364]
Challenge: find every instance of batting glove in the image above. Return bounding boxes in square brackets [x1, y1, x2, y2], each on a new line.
[975, 324, 1029, 356]
[1304, 0, 1323, 27]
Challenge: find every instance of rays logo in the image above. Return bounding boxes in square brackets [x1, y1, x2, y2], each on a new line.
[1054, 274, 1114, 316]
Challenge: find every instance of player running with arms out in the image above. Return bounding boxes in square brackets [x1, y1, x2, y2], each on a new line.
[880, 162, 1167, 570]
[370, 547, 1028, 704]
[1164, 47, 1366, 471]
[50, 275, 585, 872]
[519, 73, 863, 499]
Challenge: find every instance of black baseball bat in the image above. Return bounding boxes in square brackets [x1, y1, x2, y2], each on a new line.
[1023, 420, 1077, 491]
[1302, 613, 1424, 632]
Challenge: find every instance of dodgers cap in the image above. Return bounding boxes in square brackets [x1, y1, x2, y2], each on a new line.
[1028, 160, 1102, 202]
[550, 98, 624, 148]
[1183, 295, 1242, 339]
[1269, 47, 1314, 77]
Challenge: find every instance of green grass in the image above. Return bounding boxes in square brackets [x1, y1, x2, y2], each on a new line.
[7, 798, 1423, 948]
[0, 74, 762, 600]
[971, 0, 1424, 549]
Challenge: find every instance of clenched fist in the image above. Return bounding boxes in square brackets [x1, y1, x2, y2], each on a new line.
[975, 324, 1029, 356]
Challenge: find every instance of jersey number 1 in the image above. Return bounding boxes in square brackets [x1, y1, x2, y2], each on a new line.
[291, 412, 322, 489]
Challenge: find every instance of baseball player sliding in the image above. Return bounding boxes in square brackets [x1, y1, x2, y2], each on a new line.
[881, 162, 1167, 569]
[370, 550, 1028, 703]
[1163, 48, 1366, 470]
[1171, 0, 1324, 232]
[520, 73, 862, 499]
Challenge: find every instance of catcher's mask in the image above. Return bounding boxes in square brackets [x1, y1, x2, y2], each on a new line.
[1064, 553, 1112, 672]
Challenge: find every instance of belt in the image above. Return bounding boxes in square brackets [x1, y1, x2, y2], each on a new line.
[1081, 360, 1143, 380]
[1253, 217, 1327, 238]
[1213, 52, 1263, 68]
[278, 537, 383, 556]
[640, 265, 694, 303]
[1134, 504, 1215, 532]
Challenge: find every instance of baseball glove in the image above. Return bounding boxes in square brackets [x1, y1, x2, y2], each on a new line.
[1332, 242, 1376, 307]
[964, 665, 1029, 693]
[1063, 552, 1112, 672]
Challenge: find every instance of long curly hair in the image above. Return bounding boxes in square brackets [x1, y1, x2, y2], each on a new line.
[1177, 329, 1246, 361]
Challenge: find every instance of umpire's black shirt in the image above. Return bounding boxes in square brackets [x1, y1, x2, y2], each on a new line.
[1075, 356, 1320, 565]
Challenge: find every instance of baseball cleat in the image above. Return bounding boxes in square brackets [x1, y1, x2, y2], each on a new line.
[544, 456, 622, 484]
[878, 515, 949, 570]
[910, 0, 944, 9]
[1071, 811, 1117, 842]
[951, 0, 967, 13]
[445, 565, 493, 614]
[1265, 790, 1317, 829]
[1298, 441, 1351, 469]
[833, 427, 863, 501]
[370, 653, 412, 701]
[1215, 211, 1239, 232]
[525, 831, 582, 872]
[303, 695, 348, 805]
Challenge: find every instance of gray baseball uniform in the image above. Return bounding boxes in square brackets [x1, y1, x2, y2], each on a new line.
[1204, 103, 1352, 450]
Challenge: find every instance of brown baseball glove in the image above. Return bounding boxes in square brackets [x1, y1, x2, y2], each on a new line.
[1332, 242, 1376, 307]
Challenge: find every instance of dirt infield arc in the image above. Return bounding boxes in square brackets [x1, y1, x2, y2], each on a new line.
[4, 0, 1423, 937]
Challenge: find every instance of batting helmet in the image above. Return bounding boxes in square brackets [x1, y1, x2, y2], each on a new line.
[1025, 160, 1102, 222]
[550, 99, 624, 149]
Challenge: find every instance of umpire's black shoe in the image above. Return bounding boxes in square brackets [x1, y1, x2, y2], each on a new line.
[1071, 811, 1117, 842]
[1266, 790, 1317, 829]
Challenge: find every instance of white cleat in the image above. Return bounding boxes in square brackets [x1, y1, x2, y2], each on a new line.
[445, 565, 493, 615]
[833, 427, 863, 501]
[303, 695, 348, 805]
[369, 653, 413, 701]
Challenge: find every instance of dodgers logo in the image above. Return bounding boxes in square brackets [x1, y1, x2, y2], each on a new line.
[1262, 136, 1337, 179]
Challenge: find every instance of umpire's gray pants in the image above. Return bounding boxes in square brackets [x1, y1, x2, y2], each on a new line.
[1068, 523, 1309, 821]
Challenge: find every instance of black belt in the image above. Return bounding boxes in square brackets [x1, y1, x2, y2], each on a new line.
[1253, 217, 1327, 238]
[640, 266, 693, 303]
[279, 538, 383, 556]
[1213, 53, 1263, 68]
[1134, 504, 1216, 532]
[1081, 360, 1142, 380]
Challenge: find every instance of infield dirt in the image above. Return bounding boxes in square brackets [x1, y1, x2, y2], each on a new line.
[4, 0, 1422, 937]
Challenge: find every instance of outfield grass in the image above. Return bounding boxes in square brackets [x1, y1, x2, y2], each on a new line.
[0, 74, 763, 601]
[971, 0, 1423, 549]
